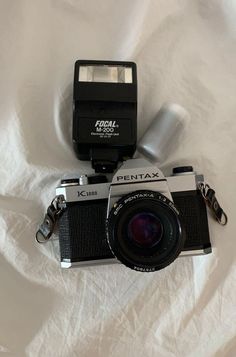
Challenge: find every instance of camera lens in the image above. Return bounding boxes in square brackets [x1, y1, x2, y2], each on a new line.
[107, 190, 185, 272]
[127, 212, 163, 248]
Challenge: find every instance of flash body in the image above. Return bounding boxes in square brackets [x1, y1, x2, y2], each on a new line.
[73, 60, 137, 173]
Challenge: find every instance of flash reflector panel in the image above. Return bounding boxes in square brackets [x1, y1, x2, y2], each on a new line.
[79, 65, 133, 83]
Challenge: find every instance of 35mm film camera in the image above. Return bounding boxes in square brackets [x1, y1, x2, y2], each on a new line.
[56, 159, 211, 272]
[36, 60, 227, 272]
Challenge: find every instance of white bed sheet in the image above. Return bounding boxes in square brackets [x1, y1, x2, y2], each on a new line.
[0, 1, 235, 356]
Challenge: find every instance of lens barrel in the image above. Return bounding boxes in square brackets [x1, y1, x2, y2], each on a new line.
[106, 190, 184, 272]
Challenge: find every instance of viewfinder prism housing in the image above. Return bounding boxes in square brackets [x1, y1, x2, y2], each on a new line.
[73, 60, 137, 173]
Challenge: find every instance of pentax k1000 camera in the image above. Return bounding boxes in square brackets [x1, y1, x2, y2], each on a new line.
[55, 158, 211, 272]
[36, 60, 228, 272]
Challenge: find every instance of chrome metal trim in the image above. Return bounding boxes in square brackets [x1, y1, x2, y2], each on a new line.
[61, 258, 118, 268]
[167, 174, 197, 192]
[60, 182, 78, 187]
[79, 175, 88, 186]
[56, 182, 110, 203]
[179, 248, 212, 257]
[195, 174, 204, 185]
[61, 248, 212, 268]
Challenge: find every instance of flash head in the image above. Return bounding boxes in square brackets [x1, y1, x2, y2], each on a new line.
[73, 60, 137, 173]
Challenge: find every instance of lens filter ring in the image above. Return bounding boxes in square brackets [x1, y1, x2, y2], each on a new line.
[106, 190, 185, 272]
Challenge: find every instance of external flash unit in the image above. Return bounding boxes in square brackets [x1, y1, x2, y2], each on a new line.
[73, 60, 137, 173]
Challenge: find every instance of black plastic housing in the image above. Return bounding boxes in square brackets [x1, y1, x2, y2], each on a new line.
[58, 189, 211, 263]
[73, 60, 137, 173]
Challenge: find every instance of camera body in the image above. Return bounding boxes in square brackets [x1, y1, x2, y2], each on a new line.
[56, 158, 211, 271]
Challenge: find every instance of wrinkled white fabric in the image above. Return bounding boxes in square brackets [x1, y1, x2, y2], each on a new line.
[0, 1, 236, 356]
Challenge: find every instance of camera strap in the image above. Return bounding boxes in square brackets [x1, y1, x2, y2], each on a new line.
[198, 183, 228, 225]
[35, 195, 65, 243]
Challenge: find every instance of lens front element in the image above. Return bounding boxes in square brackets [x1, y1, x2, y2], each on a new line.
[127, 212, 163, 248]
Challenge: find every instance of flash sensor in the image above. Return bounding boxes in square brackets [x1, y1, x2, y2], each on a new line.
[73, 60, 137, 173]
